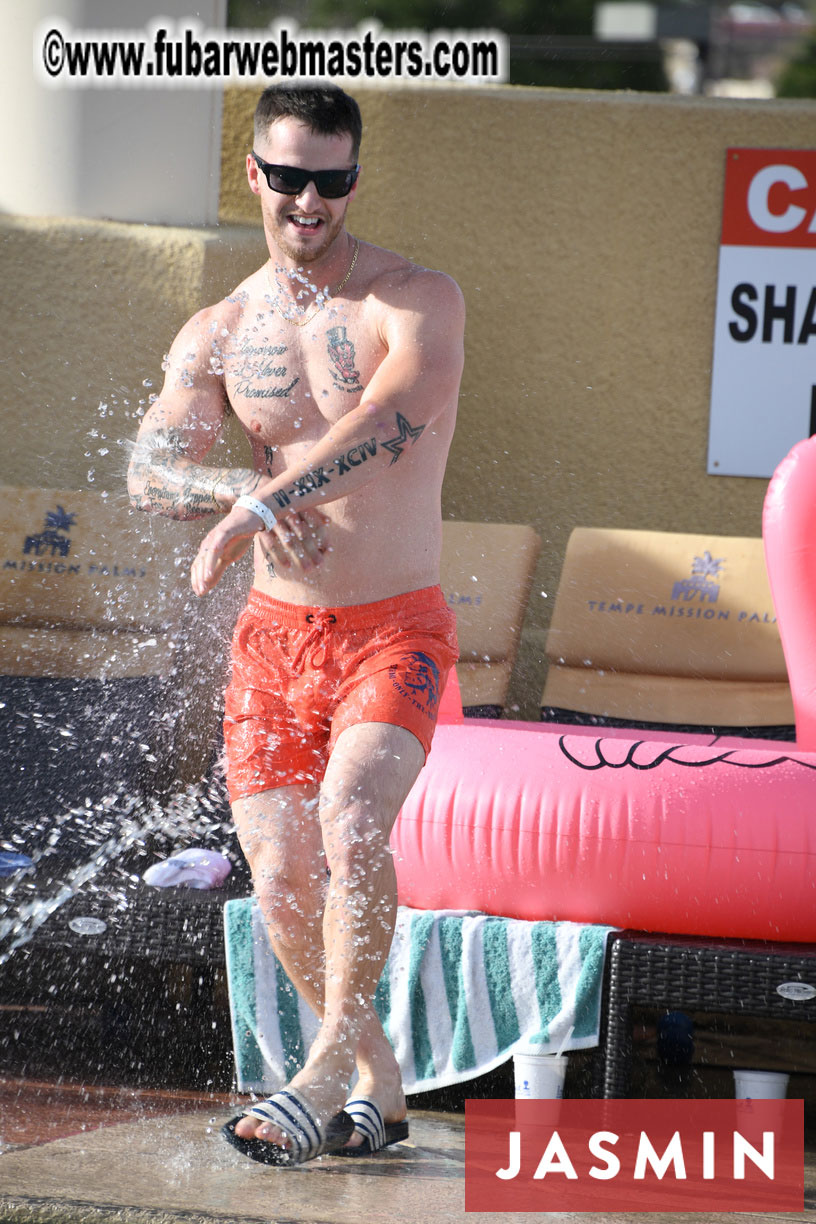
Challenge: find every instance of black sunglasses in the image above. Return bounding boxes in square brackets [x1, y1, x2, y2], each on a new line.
[253, 152, 359, 199]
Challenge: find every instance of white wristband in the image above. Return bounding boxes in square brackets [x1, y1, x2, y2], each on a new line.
[235, 494, 277, 532]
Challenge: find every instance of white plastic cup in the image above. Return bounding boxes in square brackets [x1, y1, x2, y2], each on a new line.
[733, 1069, 789, 1100]
[513, 1051, 568, 1100]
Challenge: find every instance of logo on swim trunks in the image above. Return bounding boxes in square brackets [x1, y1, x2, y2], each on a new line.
[389, 651, 440, 716]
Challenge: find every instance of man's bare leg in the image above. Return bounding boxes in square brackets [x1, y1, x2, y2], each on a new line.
[304, 722, 424, 1129]
[232, 782, 402, 1111]
[232, 722, 423, 1146]
[231, 781, 327, 1026]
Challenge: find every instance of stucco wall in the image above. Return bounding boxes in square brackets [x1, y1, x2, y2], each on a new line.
[0, 214, 264, 492]
[223, 85, 816, 718]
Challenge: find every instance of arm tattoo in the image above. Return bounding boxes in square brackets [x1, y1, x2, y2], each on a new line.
[268, 411, 425, 510]
[128, 429, 260, 520]
[381, 412, 426, 465]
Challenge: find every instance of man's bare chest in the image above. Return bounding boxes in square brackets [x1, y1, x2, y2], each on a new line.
[223, 310, 383, 444]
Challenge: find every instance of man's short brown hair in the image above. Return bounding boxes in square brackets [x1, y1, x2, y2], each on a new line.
[253, 85, 362, 160]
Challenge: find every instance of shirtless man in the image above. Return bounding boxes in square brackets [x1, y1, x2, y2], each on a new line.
[127, 85, 464, 1165]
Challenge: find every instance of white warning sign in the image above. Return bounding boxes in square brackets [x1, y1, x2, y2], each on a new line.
[708, 148, 816, 478]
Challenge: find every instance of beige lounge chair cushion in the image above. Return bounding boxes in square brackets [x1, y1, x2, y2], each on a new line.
[0, 485, 194, 679]
[441, 521, 540, 708]
[543, 527, 793, 727]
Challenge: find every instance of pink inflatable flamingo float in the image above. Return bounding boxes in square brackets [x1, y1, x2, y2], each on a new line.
[391, 439, 816, 941]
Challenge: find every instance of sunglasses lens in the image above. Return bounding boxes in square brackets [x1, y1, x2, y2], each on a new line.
[264, 165, 309, 195]
[315, 169, 358, 198]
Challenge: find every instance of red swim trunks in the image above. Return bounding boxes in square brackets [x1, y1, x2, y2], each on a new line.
[223, 585, 459, 801]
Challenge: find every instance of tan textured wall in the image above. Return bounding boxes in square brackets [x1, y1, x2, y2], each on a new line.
[0, 214, 263, 491]
[223, 86, 816, 718]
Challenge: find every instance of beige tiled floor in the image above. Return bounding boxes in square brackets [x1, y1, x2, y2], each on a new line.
[1, 1079, 814, 1224]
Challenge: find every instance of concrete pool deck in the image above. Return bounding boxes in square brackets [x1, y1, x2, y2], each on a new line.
[1, 1079, 815, 1224]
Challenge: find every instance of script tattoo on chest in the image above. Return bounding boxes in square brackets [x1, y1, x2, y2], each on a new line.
[326, 326, 364, 393]
[233, 340, 299, 399]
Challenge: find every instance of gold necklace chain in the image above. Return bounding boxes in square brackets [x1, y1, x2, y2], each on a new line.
[265, 237, 359, 328]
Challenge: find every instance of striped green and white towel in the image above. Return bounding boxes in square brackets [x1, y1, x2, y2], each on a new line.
[224, 898, 615, 1095]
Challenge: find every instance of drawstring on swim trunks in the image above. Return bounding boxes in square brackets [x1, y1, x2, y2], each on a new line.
[291, 611, 338, 674]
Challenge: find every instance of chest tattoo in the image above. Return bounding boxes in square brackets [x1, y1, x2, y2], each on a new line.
[327, 326, 364, 393]
[233, 341, 299, 399]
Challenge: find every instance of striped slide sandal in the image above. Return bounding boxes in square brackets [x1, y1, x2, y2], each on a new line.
[221, 1087, 354, 1166]
[335, 1096, 410, 1156]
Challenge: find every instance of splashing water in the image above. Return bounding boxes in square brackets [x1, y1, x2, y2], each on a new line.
[0, 772, 235, 965]
[0, 496, 244, 969]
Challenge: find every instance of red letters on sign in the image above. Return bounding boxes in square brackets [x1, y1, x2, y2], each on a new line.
[721, 148, 816, 249]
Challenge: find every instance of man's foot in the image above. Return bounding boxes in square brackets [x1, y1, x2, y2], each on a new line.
[223, 1087, 354, 1166]
[339, 1068, 407, 1153]
[233, 1047, 354, 1152]
[336, 1096, 409, 1156]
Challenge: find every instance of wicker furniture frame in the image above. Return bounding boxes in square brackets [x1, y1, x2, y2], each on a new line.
[3, 879, 242, 969]
[0, 873, 252, 1086]
[598, 929, 816, 1098]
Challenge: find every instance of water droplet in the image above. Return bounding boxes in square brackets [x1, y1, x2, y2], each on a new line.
[68, 916, 107, 936]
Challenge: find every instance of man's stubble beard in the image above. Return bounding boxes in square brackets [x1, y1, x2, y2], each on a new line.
[264, 200, 349, 266]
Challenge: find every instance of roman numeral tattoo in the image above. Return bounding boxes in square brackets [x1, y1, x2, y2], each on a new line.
[269, 412, 425, 509]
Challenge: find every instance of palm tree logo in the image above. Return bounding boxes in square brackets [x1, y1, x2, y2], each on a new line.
[24, 505, 77, 557]
[671, 550, 724, 604]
